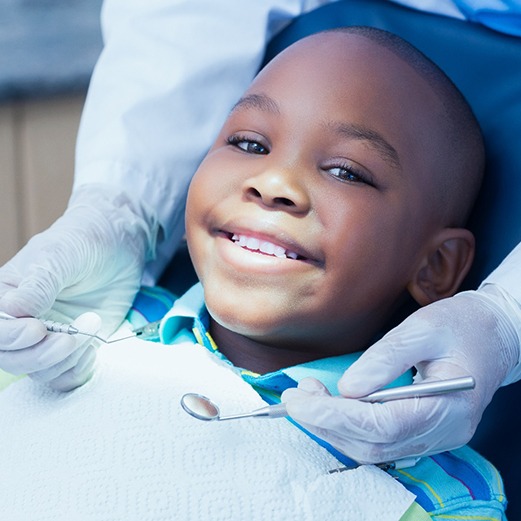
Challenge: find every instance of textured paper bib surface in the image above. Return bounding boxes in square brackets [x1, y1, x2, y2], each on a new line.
[0, 338, 415, 520]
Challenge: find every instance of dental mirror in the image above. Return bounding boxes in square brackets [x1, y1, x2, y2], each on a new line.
[181, 376, 475, 422]
[180, 393, 287, 421]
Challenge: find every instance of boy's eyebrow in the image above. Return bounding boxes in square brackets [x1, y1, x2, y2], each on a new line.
[231, 93, 280, 115]
[328, 122, 401, 170]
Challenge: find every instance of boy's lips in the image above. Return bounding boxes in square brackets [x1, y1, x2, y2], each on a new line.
[216, 224, 323, 266]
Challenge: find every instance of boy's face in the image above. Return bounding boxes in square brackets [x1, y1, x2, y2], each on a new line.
[186, 33, 448, 359]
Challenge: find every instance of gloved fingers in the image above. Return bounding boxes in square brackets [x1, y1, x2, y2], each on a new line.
[282, 378, 330, 409]
[284, 391, 473, 463]
[293, 424, 419, 464]
[319, 407, 471, 464]
[0, 238, 72, 318]
[0, 333, 78, 376]
[281, 377, 331, 403]
[413, 359, 473, 383]
[0, 262, 22, 294]
[286, 392, 459, 443]
[44, 312, 100, 391]
[34, 345, 97, 392]
[47, 354, 96, 393]
[40, 310, 101, 391]
[0, 311, 101, 377]
[337, 313, 452, 397]
[298, 377, 331, 394]
[53, 276, 139, 337]
[69, 311, 102, 335]
[0, 267, 63, 319]
[0, 316, 47, 351]
[28, 342, 92, 383]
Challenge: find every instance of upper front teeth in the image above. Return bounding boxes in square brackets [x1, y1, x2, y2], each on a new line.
[231, 234, 298, 259]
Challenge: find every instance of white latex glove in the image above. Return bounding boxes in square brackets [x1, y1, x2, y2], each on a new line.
[0, 312, 101, 392]
[282, 287, 521, 464]
[0, 183, 157, 390]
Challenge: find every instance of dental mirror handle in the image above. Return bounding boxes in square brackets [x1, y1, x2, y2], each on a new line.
[359, 376, 475, 403]
[218, 403, 288, 421]
[237, 376, 475, 420]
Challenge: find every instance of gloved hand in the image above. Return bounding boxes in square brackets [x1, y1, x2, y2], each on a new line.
[0, 312, 102, 392]
[282, 286, 521, 464]
[0, 183, 158, 391]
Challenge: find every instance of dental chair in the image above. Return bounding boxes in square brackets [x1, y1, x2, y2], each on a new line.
[160, 0, 521, 515]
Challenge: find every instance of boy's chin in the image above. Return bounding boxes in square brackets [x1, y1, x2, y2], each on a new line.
[208, 307, 285, 339]
[204, 282, 295, 325]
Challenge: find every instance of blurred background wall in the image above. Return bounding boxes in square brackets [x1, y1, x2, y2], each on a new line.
[0, 0, 103, 265]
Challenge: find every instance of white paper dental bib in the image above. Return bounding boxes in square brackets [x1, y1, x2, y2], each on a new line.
[0, 339, 415, 521]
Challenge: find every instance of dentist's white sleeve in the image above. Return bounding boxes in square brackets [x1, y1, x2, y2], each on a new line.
[480, 242, 521, 385]
[74, 0, 330, 282]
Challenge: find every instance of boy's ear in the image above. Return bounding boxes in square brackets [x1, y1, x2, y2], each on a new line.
[407, 228, 475, 306]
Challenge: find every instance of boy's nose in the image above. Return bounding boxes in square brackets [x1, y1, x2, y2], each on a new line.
[242, 168, 311, 213]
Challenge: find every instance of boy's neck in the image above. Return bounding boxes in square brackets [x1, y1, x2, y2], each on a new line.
[205, 293, 416, 374]
[209, 320, 328, 374]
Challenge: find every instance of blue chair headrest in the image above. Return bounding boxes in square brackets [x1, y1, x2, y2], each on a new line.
[264, 0, 521, 290]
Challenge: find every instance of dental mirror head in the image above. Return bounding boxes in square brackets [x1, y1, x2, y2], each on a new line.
[180, 393, 288, 421]
[181, 393, 220, 421]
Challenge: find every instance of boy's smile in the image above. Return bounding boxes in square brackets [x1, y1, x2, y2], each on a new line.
[229, 233, 301, 260]
[215, 220, 323, 272]
[185, 31, 469, 372]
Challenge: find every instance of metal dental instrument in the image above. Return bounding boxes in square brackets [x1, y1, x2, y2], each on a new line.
[180, 376, 475, 422]
[181, 393, 288, 421]
[110, 320, 162, 343]
[0, 311, 162, 344]
[0, 311, 109, 342]
[329, 456, 421, 474]
[357, 375, 475, 402]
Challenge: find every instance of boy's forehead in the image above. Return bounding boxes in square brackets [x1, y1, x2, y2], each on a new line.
[255, 31, 418, 90]
[244, 33, 442, 133]
[245, 30, 443, 133]
[242, 31, 442, 144]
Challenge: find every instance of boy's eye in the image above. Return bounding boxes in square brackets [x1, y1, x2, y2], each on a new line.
[327, 163, 374, 187]
[227, 135, 269, 155]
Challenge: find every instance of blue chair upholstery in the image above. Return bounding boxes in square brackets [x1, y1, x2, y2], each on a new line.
[263, 0, 521, 515]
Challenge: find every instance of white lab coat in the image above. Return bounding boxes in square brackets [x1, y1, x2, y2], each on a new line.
[74, 0, 521, 371]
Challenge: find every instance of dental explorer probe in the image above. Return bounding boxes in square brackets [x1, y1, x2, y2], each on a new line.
[0, 311, 116, 344]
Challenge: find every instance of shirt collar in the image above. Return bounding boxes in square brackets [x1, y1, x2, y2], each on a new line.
[160, 283, 207, 341]
[160, 283, 411, 395]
